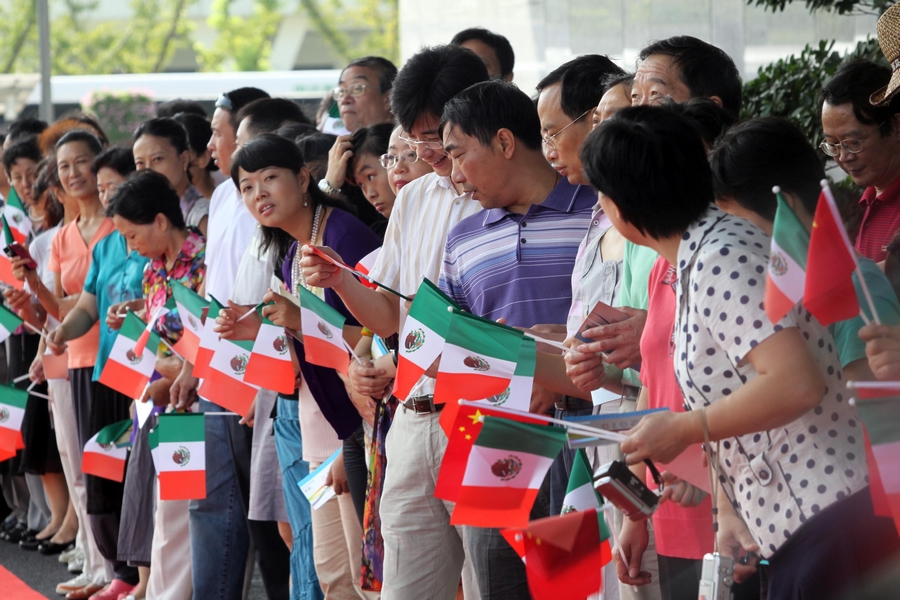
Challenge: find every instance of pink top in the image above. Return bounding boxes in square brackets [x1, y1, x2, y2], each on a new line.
[640, 255, 715, 560]
[48, 217, 116, 369]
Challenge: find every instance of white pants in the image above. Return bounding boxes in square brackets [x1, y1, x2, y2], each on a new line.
[146, 482, 192, 600]
[379, 408, 479, 600]
[49, 378, 113, 585]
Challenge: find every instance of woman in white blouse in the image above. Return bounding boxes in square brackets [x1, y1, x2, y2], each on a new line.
[580, 105, 897, 600]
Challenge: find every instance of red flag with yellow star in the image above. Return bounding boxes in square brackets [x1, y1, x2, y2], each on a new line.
[435, 403, 544, 502]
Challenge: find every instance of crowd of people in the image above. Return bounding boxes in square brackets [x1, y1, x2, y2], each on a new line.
[1, 14, 900, 600]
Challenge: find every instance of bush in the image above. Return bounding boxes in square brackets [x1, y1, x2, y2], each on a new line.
[81, 90, 157, 143]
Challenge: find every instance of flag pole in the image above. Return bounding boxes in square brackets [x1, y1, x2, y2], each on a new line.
[457, 399, 627, 442]
[341, 337, 365, 366]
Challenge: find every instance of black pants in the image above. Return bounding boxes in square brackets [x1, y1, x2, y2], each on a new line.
[343, 425, 368, 525]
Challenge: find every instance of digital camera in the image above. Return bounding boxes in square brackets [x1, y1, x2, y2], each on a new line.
[594, 460, 658, 520]
[697, 552, 734, 600]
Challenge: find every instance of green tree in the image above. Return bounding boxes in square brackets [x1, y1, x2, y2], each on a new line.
[747, 0, 894, 15]
[194, 0, 282, 71]
[298, 0, 399, 64]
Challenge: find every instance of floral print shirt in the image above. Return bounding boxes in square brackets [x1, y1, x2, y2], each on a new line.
[143, 227, 206, 345]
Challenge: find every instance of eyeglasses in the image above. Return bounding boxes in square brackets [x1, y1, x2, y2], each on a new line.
[379, 150, 418, 169]
[333, 84, 370, 99]
[399, 136, 444, 152]
[819, 123, 886, 157]
[541, 108, 592, 150]
[215, 93, 233, 110]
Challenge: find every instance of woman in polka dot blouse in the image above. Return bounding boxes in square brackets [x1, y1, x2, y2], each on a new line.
[581, 106, 897, 600]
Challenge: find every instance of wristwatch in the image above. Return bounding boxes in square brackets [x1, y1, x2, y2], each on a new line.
[318, 179, 340, 195]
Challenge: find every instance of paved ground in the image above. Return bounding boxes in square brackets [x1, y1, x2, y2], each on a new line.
[0, 536, 267, 599]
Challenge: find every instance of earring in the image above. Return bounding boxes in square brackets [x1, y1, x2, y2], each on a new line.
[303, 194, 309, 207]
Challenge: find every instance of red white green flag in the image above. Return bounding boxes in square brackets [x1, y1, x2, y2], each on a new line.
[435, 403, 544, 502]
[501, 509, 612, 600]
[355, 248, 380, 289]
[132, 306, 169, 356]
[0, 304, 23, 344]
[172, 282, 207, 364]
[82, 419, 132, 482]
[297, 285, 348, 375]
[562, 448, 605, 514]
[2, 187, 32, 243]
[0, 384, 27, 453]
[149, 413, 206, 500]
[98, 311, 160, 399]
[450, 416, 567, 528]
[852, 382, 900, 535]
[192, 296, 224, 379]
[765, 190, 809, 324]
[434, 310, 523, 406]
[244, 307, 295, 394]
[0, 216, 24, 290]
[198, 333, 258, 417]
[394, 279, 457, 400]
[439, 336, 535, 436]
[803, 186, 860, 325]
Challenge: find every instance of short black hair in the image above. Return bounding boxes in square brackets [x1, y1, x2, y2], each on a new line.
[390, 45, 490, 132]
[32, 158, 64, 228]
[7, 118, 48, 144]
[133, 117, 190, 155]
[172, 112, 217, 172]
[639, 36, 742, 121]
[581, 105, 713, 239]
[56, 112, 110, 147]
[604, 72, 634, 92]
[343, 56, 398, 93]
[91, 146, 136, 178]
[157, 99, 207, 119]
[3, 136, 42, 174]
[441, 80, 542, 151]
[536, 55, 626, 120]
[348, 123, 394, 183]
[820, 59, 900, 135]
[450, 27, 515, 79]
[235, 98, 311, 137]
[230, 134, 350, 256]
[709, 117, 825, 222]
[665, 97, 733, 148]
[56, 129, 104, 156]
[276, 122, 317, 144]
[295, 132, 338, 180]
[106, 169, 186, 230]
[220, 87, 271, 130]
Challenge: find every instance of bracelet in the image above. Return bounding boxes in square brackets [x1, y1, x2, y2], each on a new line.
[318, 179, 341, 195]
[360, 327, 374, 337]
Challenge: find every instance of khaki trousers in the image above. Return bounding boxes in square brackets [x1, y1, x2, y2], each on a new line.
[48, 378, 113, 585]
[146, 482, 192, 600]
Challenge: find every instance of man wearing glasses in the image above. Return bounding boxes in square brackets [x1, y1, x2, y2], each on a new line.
[821, 59, 900, 262]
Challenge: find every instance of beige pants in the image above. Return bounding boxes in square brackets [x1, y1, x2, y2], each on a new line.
[146, 482, 192, 600]
[379, 408, 479, 600]
[48, 378, 113, 585]
[310, 463, 378, 600]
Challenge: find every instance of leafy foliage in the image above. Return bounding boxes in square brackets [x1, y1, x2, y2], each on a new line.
[194, 0, 282, 71]
[82, 90, 156, 142]
[297, 0, 399, 64]
[747, 0, 895, 16]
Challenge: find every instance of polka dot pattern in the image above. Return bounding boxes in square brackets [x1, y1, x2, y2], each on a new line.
[672, 209, 868, 557]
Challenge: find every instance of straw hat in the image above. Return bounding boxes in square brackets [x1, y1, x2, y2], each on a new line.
[871, 3, 900, 106]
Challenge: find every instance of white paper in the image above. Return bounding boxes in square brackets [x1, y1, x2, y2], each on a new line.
[591, 388, 620, 406]
[298, 448, 341, 510]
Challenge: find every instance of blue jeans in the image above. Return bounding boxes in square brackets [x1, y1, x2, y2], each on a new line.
[273, 397, 322, 600]
[189, 399, 250, 600]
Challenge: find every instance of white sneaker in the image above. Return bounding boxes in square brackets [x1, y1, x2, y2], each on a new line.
[55, 572, 91, 595]
[58, 545, 79, 563]
[67, 554, 84, 574]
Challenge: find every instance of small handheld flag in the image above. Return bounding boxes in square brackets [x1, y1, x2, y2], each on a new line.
[2, 187, 32, 243]
[0, 384, 27, 453]
[297, 286, 349, 374]
[82, 419, 132, 482]
[98, 311, 160, 399]
[150, 413, 206, 500]
[765, 187, 809, 324]
[172, 282, 208, 364]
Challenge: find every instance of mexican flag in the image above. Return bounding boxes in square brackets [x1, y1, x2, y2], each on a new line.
[82, 419, 132, 482]
[0, 304, 23, 344]
[394, 279, 457, 400]
[98, 311, 159, 399]
[2, 187, 31, 243]
[852, 382, 900, 535]
[450, 416, 567, 528]
[804, 186, 860, 325]
[765, 191, 809, 324]
[501, 509, 612, 600]
[0, 216, 24, 290]
[133, 306, 168, 356]
[149, 413, 206, 500]
[297, 285, 348, 375]
[192, 296, 224, 379]
[197, 333, 258, 417]
[435, 403, 544, 502]
[434, 310, 522, 406]
[0, 384, 27, 453]
[172, 281, 207, 364]
[561, 448, 604, 514]
[244, 308, 295, 394]
[355, 248, 380, 289]
[439, 336, 535, 437]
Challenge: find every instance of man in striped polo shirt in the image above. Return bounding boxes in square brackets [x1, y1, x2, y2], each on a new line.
[438, 80, 596, 599]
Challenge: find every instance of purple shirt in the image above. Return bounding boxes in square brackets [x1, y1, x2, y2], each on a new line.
[438, 178, 595, 327]
[283, 208, 382, 439]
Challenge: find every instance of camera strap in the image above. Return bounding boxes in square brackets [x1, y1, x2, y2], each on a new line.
[701, 407, 721, 553]
[643, 458, 663, 489]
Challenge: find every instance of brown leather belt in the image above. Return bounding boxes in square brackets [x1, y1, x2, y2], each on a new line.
[403, 395, 444, 414]
[554, 395, 593, 411]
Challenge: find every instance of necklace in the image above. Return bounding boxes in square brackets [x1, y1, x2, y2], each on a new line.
[291, 203, 323, 296]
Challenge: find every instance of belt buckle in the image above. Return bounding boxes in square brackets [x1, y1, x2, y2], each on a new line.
[410, 395, 435, 414]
